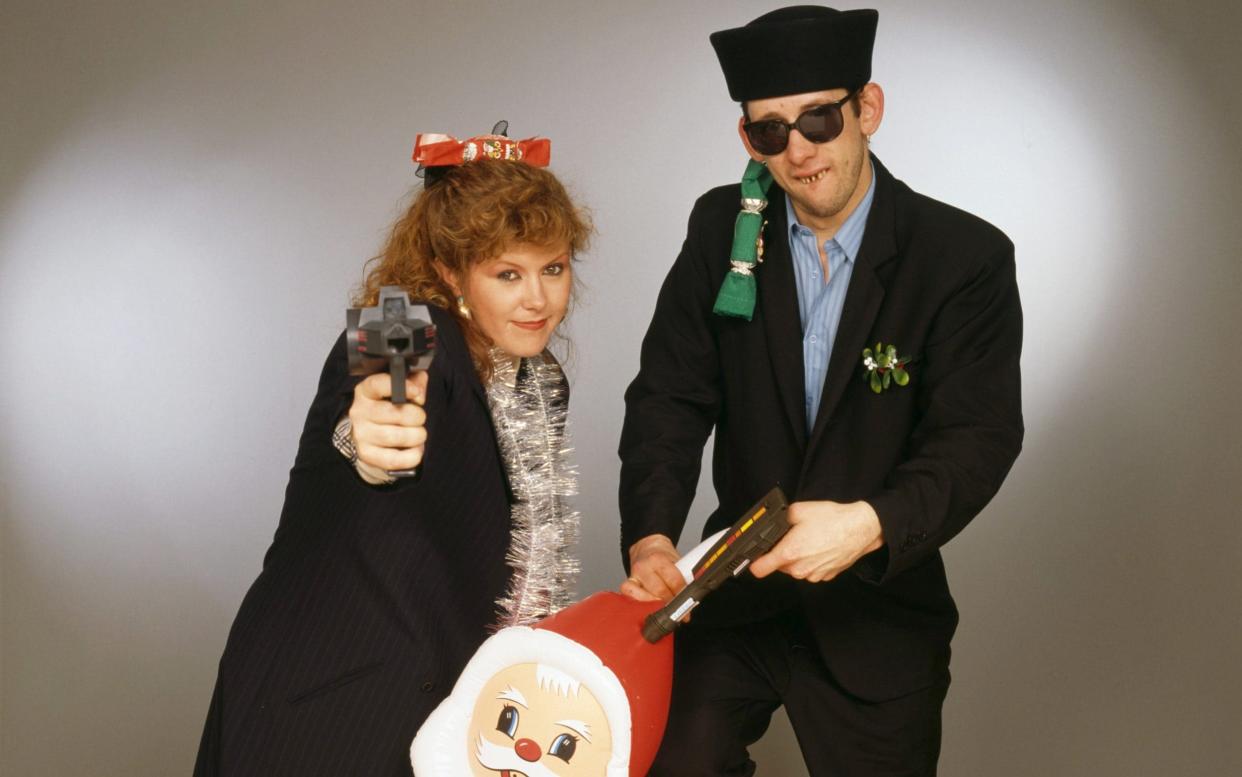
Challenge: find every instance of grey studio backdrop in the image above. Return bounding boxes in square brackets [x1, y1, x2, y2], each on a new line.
[2, 0, 1240, 774]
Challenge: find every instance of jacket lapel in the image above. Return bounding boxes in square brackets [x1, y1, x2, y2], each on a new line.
[758, 187, 809, 451]
[804, 156, 900, 458]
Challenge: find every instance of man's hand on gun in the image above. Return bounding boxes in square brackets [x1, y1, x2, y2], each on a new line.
[349, 371, 430, 472]
[748, 500, 884, 583]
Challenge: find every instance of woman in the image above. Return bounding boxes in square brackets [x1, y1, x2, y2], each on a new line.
[195, 131, 592, 776]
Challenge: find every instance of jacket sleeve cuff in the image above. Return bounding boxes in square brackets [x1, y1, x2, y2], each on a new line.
[853, 491, 932, 584]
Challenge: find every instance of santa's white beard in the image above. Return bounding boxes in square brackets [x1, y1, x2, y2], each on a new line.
[474, 733, 568, 777]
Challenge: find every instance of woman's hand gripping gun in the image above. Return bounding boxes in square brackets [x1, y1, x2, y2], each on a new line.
[346, 286, 436, 477]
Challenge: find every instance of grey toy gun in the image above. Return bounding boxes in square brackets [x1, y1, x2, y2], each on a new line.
[346, 285, 436, 476]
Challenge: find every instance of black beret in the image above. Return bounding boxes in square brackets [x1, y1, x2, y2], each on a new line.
[709, 6, 878, 102]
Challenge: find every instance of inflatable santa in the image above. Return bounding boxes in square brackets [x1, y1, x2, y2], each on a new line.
[412, 488, 789, 776]
[411, 592, 673, 777]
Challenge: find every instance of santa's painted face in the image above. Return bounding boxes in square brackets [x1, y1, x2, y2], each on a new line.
[467, 662, 613, 777]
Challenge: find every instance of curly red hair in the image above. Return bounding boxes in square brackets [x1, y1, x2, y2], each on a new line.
[356, 160, 591, 382]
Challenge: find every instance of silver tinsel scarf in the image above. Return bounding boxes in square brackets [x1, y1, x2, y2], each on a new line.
[486, 349, 580, 628]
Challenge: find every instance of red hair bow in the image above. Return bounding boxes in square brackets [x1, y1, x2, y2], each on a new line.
[412, 133, 551, 168]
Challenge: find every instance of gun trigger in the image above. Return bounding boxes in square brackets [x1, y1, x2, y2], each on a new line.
[732, 558, 751, 576]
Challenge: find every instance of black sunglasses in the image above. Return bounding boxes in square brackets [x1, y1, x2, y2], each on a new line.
[742, 90, 858, 155]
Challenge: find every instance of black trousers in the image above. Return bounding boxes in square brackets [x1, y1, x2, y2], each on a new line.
[648, 613, 949, 777]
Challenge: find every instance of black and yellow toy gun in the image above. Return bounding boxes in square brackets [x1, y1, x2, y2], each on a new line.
[642, 486, 791, 643]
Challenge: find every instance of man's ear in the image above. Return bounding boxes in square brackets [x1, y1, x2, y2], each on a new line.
[433, 260, 462, 296]
[737, 115, 766, 163]
[857, 82, 885, 137]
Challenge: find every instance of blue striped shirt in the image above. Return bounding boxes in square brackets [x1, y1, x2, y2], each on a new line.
[787, 165, 876, 433]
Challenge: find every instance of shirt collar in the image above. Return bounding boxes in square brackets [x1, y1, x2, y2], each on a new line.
[785, 160, 876, 264]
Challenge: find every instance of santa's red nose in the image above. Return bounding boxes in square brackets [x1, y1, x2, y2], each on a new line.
[514, 738, 541, 762]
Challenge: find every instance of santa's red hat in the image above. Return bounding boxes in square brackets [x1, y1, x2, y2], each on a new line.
[412, 592, 674, 777]
[533, 592, 673, 775]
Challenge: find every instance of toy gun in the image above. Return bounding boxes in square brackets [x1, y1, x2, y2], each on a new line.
[346, 286, 436, 476]
[642, 486, 790, 643]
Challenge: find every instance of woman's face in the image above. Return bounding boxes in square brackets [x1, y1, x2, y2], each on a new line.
[456, 243, 573, 358]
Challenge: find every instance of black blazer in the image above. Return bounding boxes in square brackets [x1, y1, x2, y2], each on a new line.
[620, 156, 1023, 702]
[196, 307, 512, 776]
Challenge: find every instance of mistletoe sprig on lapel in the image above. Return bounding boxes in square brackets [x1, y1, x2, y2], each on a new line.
[862, 342, 911, 393]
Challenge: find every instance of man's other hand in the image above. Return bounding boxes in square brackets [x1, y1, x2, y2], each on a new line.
[749, 500, 884, 583]
[620, 534, 686, 602]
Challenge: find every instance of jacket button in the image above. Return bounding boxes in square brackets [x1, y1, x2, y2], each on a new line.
[420, 681, 435, 693]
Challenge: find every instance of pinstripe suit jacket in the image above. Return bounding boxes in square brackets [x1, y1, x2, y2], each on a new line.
[196, 306, 512, 776]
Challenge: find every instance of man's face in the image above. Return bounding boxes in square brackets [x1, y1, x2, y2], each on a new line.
[738, 84, 884, 234]
[466, 662, 613, 777]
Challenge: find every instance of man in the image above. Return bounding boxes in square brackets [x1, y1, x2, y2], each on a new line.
[618, 6, 1023, 775]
